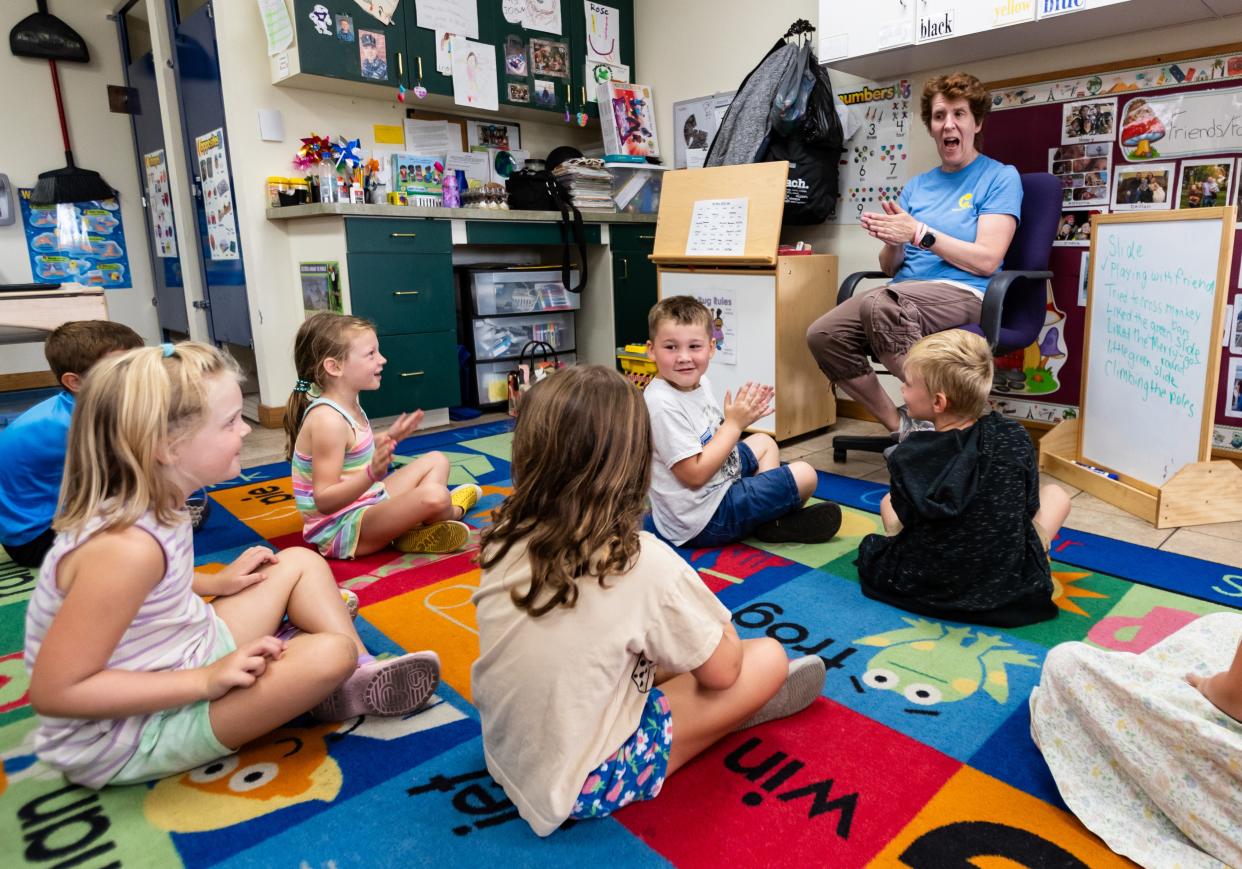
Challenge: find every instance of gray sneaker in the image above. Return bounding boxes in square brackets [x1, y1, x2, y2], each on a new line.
[736, 655, 826, 730]
[896, 405, 935, 442]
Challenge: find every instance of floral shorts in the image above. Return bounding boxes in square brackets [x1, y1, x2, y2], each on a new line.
[571, 688, 672, 820]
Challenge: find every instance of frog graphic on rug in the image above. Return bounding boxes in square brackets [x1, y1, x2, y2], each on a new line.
[855, 618, 1038, 706]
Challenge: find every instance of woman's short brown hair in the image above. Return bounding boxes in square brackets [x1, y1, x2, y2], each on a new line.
[920, 72, 992, 130]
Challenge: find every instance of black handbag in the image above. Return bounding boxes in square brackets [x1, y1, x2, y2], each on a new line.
[505, 169, 588, 293]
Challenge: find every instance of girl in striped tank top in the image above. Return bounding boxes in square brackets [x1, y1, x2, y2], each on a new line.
[25, 343, 441, 789]
[284, 313, 479, 560]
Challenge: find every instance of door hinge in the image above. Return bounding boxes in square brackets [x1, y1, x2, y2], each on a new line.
[140, 195, 148, 208]
[193, 299, 211, 310]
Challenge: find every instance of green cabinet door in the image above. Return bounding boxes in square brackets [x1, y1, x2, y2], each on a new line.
[569, 0, 636, 121]
[361, 330, 460, 418]
[291, 0, 405, 88]
[611, 248, 657, 349]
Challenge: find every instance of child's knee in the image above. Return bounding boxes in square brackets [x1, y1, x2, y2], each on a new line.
[280, 545, 330, 574]
[746, 637, 789, 684]
[789, 461, 817, 494]
[425, 451, 450, 471]
[306, 633, 358, 683]
[420, 484, 451, 514]
[748, 433, 777, 454]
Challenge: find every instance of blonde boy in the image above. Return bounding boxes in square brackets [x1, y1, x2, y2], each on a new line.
[643, 296, 841, 548]
[857, 329, 1072, 627]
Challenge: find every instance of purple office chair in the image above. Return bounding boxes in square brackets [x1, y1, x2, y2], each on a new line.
[831, 172, 1059, 462]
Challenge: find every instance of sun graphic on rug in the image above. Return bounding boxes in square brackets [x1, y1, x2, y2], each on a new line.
[1050, 570, 1106, 616]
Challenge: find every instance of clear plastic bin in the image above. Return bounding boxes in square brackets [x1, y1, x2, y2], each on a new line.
[606, 163, 668, 214]
[476, 353, 576, 404]
[469, 268, 581, 315]
[472, 313, 575, 361]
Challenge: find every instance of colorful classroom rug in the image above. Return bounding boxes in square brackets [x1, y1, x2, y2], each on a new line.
[3, 418, 1240, 868]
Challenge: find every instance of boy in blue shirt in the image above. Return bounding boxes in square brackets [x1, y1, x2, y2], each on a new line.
[0, 320, 142, 568]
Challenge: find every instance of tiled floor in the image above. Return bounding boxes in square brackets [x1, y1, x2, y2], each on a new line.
[242, 414, 1242, 570]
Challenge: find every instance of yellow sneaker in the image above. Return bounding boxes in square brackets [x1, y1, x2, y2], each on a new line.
[341, 588, 359, 620]
[450, 483, 483, 519]
[393, 519, 471, 554]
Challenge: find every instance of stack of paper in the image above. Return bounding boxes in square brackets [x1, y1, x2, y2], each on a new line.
[552, 158, 615, 211]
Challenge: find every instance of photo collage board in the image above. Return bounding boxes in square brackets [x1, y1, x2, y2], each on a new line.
[984, 48, 1242, 453]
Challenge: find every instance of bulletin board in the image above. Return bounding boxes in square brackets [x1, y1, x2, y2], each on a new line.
[981, 42, 1242, 457]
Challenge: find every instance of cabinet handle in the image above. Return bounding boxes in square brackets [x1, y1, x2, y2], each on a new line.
[392, 290, 421, 296]
[638, 234, 655, 240]
[620, 256, 628, 280]
[390, 232, 417, 238]
[400, 371, 425, 378]
[417, 56, 424, 80]
[580, 86, 586, 105]
[397, 51, 404, 78]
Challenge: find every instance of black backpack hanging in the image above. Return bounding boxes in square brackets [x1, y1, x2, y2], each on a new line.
[505, 169, 588, 293]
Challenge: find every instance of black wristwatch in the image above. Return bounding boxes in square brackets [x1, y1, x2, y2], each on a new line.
[918, 228, 936, 249]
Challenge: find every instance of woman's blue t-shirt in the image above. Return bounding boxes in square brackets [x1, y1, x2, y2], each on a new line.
[894, 154, 1022, 294]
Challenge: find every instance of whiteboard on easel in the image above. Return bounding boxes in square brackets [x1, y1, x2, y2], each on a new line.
[1079, 208, 1235, 490]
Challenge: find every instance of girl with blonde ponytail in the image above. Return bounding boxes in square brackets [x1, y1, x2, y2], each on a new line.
[26, 342, 440, 789]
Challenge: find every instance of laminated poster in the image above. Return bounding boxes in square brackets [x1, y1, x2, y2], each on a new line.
[195, 127, 240, 261]
[833, 79, 913, 225]
[692, 291, 736, 365]
[143, 149, 177, 258]
[685, 197, 747, 258]
[19, 189, 132, 288]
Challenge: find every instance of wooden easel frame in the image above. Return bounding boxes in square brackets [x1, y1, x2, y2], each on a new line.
[1041, 207, 1242, 528]
[651, 162, 789, 267]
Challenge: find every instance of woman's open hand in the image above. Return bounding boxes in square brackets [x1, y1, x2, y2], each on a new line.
[861, 200, 919, 247]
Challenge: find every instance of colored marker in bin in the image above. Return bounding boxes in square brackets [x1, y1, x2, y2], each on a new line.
[1074, 461, 1118, 480]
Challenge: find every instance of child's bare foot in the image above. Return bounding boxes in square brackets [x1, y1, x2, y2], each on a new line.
[1186, 671, 1242, 723]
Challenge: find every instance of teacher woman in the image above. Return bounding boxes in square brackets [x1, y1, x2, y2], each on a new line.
[806, 72, 1021, 437]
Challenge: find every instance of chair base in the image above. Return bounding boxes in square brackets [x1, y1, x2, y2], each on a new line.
[832, 433, 896, 463]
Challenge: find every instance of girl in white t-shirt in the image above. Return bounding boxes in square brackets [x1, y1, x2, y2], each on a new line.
[472, 365, 826, 836]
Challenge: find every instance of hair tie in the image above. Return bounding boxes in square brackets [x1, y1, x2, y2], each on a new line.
[294, 379, 323, 398]
[294, 378, 311, 393]
[161, 342, 175, 358]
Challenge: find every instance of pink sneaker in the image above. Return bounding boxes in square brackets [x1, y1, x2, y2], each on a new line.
[311, 651, 440, 721]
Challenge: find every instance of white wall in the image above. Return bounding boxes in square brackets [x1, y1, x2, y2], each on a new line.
[635, 0, 1242, 407]
[0, 0, 160, 374]
[212, 0, 599, 408]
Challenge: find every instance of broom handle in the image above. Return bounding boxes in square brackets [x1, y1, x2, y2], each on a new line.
[48, 59, 74, 165]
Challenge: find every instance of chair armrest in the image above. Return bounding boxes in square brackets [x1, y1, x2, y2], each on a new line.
[838, 271, 889, 306]
[979, 269, 1052, 348]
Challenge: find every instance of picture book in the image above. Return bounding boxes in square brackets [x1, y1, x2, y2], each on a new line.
[598, 81, 660, 159]
[391, 153, 444, 195]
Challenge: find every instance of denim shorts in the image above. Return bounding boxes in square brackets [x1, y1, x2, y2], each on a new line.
[570, 688, 671, 821]
[683, 442, 802, 548]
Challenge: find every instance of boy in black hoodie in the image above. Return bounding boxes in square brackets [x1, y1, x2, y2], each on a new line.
[856, 330, 1072, 627]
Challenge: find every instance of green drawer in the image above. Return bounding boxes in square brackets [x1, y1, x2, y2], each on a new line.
[345, 218, 452, 254]
[609, 223, 658, 251]
[464, 221, 602, 246]
[361, 329, 460, 418]
[347, 254, 455, 335]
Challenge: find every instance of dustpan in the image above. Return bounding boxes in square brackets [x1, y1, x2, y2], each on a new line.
[10, 1, 113, 204]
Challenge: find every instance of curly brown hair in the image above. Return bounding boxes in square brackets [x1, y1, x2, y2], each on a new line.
[477, 365, 651, 617]
[920, 72, 992, 132]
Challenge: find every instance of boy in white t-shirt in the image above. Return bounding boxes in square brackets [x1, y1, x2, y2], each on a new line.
[643, 296, 842, 548]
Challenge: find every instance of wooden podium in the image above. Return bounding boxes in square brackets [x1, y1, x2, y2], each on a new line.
[652, 163, 836, 441]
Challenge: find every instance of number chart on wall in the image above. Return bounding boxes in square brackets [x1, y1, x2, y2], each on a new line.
[1079, 211, 1234, 489]
[982, 45, 1242, 455]
[832, 80, 912, 224]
